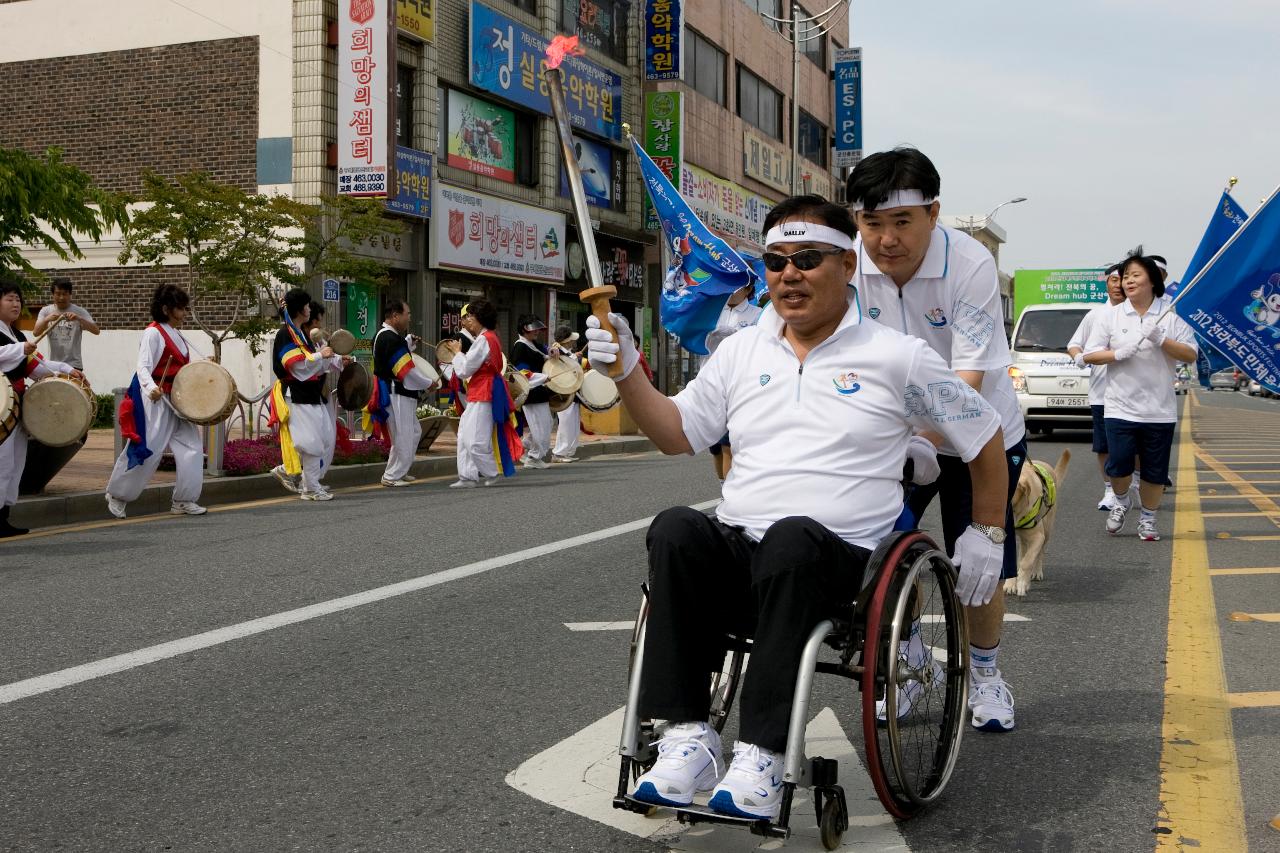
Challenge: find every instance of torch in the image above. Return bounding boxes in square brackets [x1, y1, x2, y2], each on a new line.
[543, 36, 622, 377]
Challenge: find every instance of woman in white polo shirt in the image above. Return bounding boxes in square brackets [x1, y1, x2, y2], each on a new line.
[1084, 252, 1197, 540]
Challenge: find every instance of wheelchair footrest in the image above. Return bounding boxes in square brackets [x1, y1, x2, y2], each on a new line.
[615, 795, 790, 839]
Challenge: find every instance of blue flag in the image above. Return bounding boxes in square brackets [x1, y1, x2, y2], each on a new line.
[1178, 192, 1249, 386]
[630, 135, 758, 354]
[1173, 188, 1280, 394]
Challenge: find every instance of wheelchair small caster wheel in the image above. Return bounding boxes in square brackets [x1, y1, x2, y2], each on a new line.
[818, 787, 848, 851]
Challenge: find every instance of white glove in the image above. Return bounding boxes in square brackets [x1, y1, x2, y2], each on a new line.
[1113, 341, 1140, 361]
[1140, 318, 1166, 346]
[906, 435, 941, 485]
[951, 526, 1004, 607]
[526, 371, 549, 389]
[584, 312, 639, 379]
[1073, 352, 1086, 369]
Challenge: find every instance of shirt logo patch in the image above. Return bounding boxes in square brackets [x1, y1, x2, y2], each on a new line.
[832, 371, 862, 395]
[925, 307, 949, 328]
[759, 373, 771, 386]
[868, 307, 881, 319]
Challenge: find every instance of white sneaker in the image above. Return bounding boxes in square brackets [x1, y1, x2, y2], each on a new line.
[170, 501, 207, 516]
[551, 455, 579, 463]
[483, 477, 500, 486]
[381, 478, 411, 487]
[523, 457, 549, 469]
[1097, 486, 1116, 511]
[448, 479, 478, 489]
[1138, 516, 1161, 541]
[1106, 499, 1131, 534]
[300, 490, 334, 502]
[105, 494, 127, 519]
[969, 674, 1016, 732]
[631, 721, 723, 808]
[708, 742, 785, 819]
[271, 465, 300, 494]
[402, 475, 417, 482]
[876, 659, 945, 724]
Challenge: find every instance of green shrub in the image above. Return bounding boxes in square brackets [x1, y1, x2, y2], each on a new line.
[92, 393, 116, 429]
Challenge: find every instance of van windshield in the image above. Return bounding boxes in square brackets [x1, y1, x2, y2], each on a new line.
[1013, 309, 1090, 353]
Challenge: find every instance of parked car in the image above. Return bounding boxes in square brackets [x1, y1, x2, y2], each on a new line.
[1248, 378, 1278, 399]
[1208, 368, 1246, 391]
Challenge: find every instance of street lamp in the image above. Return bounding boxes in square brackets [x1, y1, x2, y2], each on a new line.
[963, 197, 1027, 232]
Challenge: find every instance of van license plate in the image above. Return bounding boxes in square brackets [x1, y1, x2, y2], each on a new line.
[1046, 396, 1086, 407]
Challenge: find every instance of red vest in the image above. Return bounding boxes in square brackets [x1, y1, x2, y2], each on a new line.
[464, 330, 506, 404]
[150, 323, 190, 393]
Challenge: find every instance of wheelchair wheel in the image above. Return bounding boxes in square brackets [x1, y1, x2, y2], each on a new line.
[860, 532, 966, 819]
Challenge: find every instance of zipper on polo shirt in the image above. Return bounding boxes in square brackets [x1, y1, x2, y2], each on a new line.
[898, 289, 908, 334]
[796, 364, 804, 403]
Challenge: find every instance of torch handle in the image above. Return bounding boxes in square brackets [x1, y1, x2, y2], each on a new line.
[580, 287, 622, 378]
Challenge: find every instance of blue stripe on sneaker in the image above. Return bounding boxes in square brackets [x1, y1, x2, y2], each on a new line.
[632, 781, 692, 808]
[707, 789, 777, 819]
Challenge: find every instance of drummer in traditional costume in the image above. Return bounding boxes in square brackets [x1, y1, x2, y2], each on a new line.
[510, 314, 552, 469]
[445, 299, 523, 488]
[370, 299, 434, 487]
[0, 278, 84, 536]
[300, 301, 340, 473]
[549, 325, 584, 463]
[105, 283, 207, 519]
[269, 288, 345, 501]
[440, 328, 473, 414]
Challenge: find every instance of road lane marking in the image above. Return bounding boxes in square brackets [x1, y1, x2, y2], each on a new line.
[1226, 612, 1280, 623]
[1208, 567, 1280, 576]
[1155, 407, 1247, 850]
[0, 499, 721, 705]
[1232, 535, 1280, 541]
[565, 621, 635, 631]
[1226, 692, 1280, 709]
[505, 706, 912, 852]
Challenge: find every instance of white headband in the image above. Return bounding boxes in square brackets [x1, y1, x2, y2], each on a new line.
[849, 189, 938, 212]
[763, 221, 855, 250]
[1152, 258, 1168, 272]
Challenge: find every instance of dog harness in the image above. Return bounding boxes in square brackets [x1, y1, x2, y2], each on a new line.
[1014, 460, 1058, 529]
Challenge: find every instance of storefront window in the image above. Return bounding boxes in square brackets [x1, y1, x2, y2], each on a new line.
[560, 0, 630, 63]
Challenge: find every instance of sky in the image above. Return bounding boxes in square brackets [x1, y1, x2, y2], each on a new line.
[848, 0, 1280, 279]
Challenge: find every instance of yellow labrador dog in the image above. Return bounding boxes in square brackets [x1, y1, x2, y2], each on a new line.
[1005, 449, 1071, 597]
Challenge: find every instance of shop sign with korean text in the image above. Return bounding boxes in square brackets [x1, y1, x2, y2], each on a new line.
[742, 129, 789, 194]
[558, 134, 625, 210]
[344, 280, 378, 344]
[468, 1, 622, 140]
[833, 47, 863, 169]
[339, 0, 393, 197]
[395, 0, 433, 42]
[387, 147, 432, 219]
[1013, 269, 1107, 322]
[642, 91, 682, 230]
[446, 90, 516, 182]
[429, 182, 566, 284]
[643, 0, 682, 80]
[680, 163, 776, 253]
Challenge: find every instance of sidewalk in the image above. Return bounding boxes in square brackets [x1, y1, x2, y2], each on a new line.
[12, 426, 653, 529]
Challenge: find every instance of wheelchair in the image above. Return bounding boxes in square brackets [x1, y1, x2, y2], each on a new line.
[612, 529, 968, 850]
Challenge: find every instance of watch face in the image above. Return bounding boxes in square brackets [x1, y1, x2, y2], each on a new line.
[568, 242, 585, 279]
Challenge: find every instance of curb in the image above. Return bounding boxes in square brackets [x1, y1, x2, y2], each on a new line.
[12, 435, 655, 528]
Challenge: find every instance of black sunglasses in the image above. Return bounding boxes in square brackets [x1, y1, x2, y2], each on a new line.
[761, 247, 845, 273]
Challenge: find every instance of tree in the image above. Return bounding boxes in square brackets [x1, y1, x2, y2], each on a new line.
[0, 147, 130, 286]
[285, 193, 408, 286]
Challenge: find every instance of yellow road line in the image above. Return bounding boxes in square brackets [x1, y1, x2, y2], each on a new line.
[1209, 567, 1280, 576]
[1197, 469, 1280, 475]
[1155, 406, 1247, 849]
[1197, 493, 1280, 500]
[1201, 511, 1280, 519]
[1226, 692, 1280, 709]
[1199, 479, 1280, 485]
[1197, 452, 1280, 517]
[1234, 535, 1280, 541]
[1227, 612, 1280, 623]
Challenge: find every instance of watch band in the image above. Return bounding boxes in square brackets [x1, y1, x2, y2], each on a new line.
[970, 522, 1006, 543]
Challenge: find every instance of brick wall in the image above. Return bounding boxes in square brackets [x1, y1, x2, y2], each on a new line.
[28, 267, 253, 330]
[0, 37, 260, 193]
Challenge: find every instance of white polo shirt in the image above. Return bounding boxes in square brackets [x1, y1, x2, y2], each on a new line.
[672, 290, 1001, 549]
[1068, 303, 1113, 406]
[1083, 295, 1197, 423]
[852, 225, 1025, 455]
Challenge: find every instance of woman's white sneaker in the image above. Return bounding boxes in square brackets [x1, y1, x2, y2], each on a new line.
[631, 721, 723, 807]
[707, 742, 784, 819]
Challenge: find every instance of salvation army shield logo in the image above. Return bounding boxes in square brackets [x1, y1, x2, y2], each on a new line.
[448, 209, 465, 249]
[349, 0, 375, 24]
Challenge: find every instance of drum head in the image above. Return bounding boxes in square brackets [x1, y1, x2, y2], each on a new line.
[505, 368, 531, 408]
[328, 329, 357, 355]
[548, 391, 574, 413]
[171, 361, 238, 425]
[21, 375, 94, 447]
[576, 369, 620, 412]
[436, 340, 460, 363]
[336, 361, 372, 411]
[411, 353, 441, 387]
[543, 354, 584, 395]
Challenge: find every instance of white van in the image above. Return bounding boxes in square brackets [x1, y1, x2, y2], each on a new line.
[1007, 302, 1099, 435]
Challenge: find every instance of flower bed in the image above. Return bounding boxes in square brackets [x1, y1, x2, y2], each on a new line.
[223, 432, 389, 476]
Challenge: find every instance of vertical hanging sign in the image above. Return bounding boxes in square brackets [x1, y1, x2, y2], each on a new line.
[642, 91, 682, 231]
[339, 0, 393, 196]
[833, 47, 862, 169]
[644, 0, 683, 80]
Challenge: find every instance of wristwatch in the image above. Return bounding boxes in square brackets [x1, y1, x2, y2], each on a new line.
[970, 522, 1007, 544]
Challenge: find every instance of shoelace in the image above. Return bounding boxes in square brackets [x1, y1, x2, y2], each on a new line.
[650, 727, 722, 778]
[972, 679, 1015, 708]
[727, 742, 775, 782]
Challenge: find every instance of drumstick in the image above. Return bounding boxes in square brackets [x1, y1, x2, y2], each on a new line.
[30, 312, 68, 346]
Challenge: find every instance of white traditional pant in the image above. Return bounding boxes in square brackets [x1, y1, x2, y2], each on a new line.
[553, 402, 581, 459]
[106, 397, 203, 504]
[323, 398, 338, 471]
[287, 402, 334, 494]
[455, 400, 498, 482]
[384, 393, 422, 481]
[522, 402, 551, 462]
[0, 424, 30, 507]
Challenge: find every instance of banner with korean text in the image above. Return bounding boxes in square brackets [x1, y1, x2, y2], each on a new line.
[468, 1, 622, 140]
[833, 47, 862, 169]
[679, 164, 776, 254]
[387, 147, 432, 219]
[644, 0, 682, 80]
[1013, 268, 1107, 322]
[642, 91, 682, 230]
[429, 182, 566, 285]
[339, 0, 393, 196]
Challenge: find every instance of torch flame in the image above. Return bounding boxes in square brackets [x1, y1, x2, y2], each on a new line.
[545, 34, 584, 70]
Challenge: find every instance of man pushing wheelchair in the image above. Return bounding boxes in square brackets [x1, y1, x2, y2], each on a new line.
[585, 196, 1010, 824]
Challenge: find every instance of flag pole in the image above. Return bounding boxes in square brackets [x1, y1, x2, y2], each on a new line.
[1159, 182, 1280, 320]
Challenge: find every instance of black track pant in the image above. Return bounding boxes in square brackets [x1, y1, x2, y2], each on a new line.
[639, 507, 869, 752]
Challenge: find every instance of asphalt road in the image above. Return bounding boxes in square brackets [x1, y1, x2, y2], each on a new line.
[1, 390, 1276, 852]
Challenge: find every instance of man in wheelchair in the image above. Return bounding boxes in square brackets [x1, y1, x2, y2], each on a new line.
[585, 196, 1010, 820]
